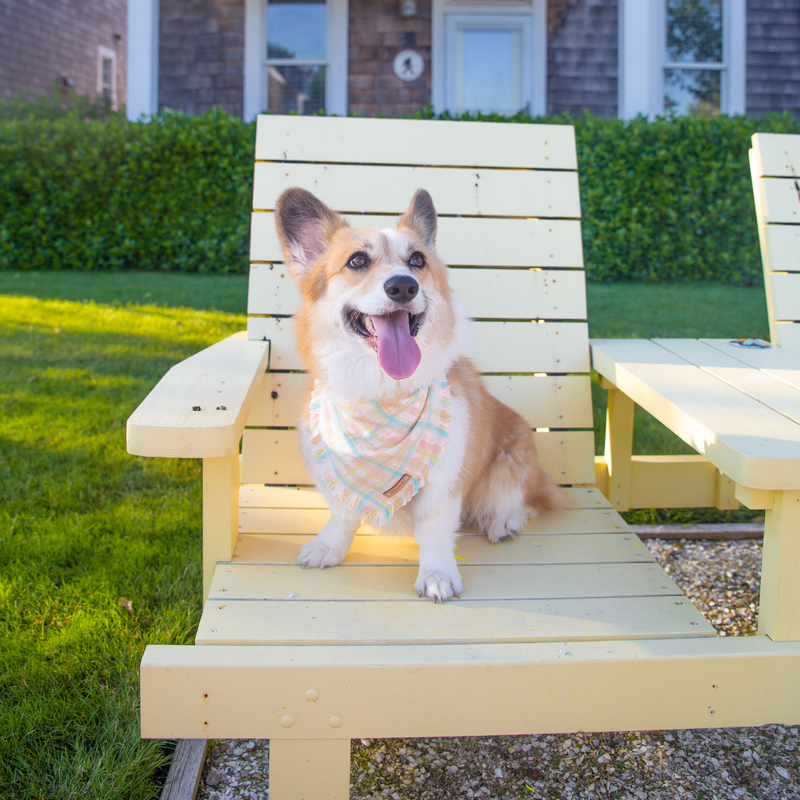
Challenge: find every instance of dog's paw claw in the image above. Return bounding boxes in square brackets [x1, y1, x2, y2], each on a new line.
[415, 571, 463, 603]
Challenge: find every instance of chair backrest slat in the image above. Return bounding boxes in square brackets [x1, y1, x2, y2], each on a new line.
[250, 214, 584, 268]
[751, 133, 800, 352]
[248, 264, 587, 320]
[244, 115, 594, 487]
[254, 115, 578, 169]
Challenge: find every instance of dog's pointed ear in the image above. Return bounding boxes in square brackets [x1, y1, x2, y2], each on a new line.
[398, 189, 437, 248]
[274, 188, 347, 276]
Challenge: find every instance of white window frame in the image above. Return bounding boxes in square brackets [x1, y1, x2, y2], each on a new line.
[244, 0, 348, 121]
[618, 0, 745, 119]
[97, 46, 118, 107]
[432, 0, 546, 118]
[126, 0, 160, 120]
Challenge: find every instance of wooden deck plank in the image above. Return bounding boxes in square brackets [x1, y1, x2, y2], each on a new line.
[254, 114, 578, 170]
[231, 531, 655, 567]
[253, 162, 581, 218]
[195, 595, 714, 646]
[208, 562, 679, 602]
[238, 506, 625, 536]
[249, 215, 585, 268]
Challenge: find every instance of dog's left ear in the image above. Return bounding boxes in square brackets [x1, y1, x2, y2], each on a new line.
[398, 189, 437, 249]
[275, 187, 347, 277]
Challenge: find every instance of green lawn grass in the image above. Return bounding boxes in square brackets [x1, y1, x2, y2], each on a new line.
[0, 273, 771, 797]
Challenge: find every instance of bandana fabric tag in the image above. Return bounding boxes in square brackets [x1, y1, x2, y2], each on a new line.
[309, 379, 452, 527]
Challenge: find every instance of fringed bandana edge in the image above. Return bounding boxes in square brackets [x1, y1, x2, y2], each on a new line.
[309, 378, 452, 527]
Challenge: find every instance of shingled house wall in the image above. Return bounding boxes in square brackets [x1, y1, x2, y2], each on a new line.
[348, 0, 432, 118]
[746, 0, 800, 118]
[547, 0, 617, 118]
[159, 0, 245, 117]
[148, 0, 797, 121]
[0, 0, 126, 105]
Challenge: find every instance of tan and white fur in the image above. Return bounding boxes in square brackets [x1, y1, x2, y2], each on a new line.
[275, 187, 563, 602]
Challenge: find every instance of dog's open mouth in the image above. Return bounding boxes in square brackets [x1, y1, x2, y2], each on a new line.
[345, 308, 423, 380]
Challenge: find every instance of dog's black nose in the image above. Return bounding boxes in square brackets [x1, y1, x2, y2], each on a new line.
[384, 275, 419, 304]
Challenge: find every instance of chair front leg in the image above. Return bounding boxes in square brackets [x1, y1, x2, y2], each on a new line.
[269, 738, 351, 799]
[202, 452, 240, 603]
[759, 489, 800, 641]
[601, 379, 635, 512]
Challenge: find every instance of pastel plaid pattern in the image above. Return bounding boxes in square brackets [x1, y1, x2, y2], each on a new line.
[309, 379, 452, 527]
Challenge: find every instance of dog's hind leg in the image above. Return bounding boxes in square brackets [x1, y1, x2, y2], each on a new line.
[298, 503, 360, 569]
[467, 444, 562, 543]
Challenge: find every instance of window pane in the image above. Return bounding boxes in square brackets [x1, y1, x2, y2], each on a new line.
[267, 1, 326, 61]
[102, 57, 112, 87]
[666, 0, 722, 63]
[457, 28, 521, 114]
[664, 67, 720, 116]
[268, 64, 326, 115]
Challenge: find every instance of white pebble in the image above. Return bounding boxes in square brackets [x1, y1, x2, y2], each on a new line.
[776, 766, 790, 779]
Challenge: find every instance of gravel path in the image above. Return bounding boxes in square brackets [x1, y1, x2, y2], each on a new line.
[196, 538, 800, 800]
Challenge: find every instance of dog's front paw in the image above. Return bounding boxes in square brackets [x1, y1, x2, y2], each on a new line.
[298, 536, 348, 569]
[415, 569, 463, 603]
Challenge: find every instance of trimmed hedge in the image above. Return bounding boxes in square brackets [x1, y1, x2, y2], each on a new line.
[0, 107, 254, 274]
[0, 100, 797, 281]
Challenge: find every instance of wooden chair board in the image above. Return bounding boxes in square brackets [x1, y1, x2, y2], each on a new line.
[130, 117, 800, 800]
[750, 133, 800, 351]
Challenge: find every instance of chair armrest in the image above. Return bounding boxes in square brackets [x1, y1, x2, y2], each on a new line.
[127, 332, 270, 459]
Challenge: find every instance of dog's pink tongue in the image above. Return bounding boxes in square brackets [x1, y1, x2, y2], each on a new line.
[371, 311, 421, 380]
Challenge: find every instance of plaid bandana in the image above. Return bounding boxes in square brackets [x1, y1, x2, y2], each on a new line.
[309, 379, 452, 527]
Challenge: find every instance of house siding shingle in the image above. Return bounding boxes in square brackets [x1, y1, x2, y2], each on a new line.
[0, 0, 126, 105]
[347, 0, 432, 117]
[547, 0, 617, 119]
[159, 0, 245, 117]
[746, 0, 800, 118]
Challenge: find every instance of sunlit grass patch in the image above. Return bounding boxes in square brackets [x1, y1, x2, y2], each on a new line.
[0, 293, 244, 799]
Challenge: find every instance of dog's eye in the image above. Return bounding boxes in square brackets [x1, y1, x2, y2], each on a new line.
[348, 253, 368, 269]
[409, 252, 425, 268]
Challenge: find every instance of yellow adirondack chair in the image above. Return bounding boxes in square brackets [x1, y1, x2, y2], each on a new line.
[129, 116, 800, 800]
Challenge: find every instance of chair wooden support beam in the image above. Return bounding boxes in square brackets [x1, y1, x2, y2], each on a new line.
[141, 639, 800, 741]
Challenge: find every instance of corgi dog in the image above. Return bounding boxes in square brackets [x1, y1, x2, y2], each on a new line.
[274, 187, 563, 602]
